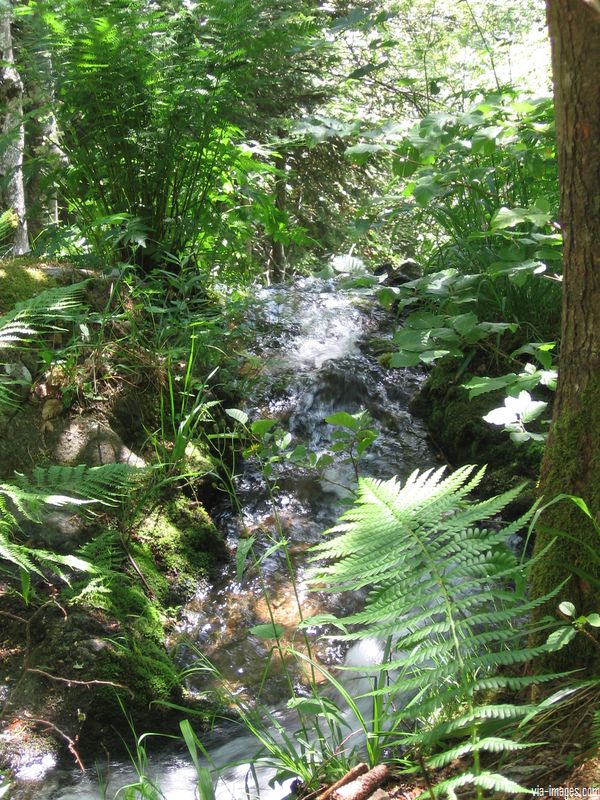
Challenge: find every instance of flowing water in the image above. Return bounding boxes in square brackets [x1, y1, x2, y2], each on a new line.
[19, 277, 436, 800]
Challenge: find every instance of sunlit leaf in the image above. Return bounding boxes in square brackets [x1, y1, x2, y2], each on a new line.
[250, 623, 285, 640]
[226, 408, 249, 425]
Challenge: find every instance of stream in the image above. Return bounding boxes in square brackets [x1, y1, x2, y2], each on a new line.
[21, 276, 436, 799]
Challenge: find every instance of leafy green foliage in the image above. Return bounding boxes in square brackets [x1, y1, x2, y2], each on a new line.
[22, 0, 336, 276]
[305, 465, 564, 796]
[366, 92, 561, 448]
[0, 463, 137, 586]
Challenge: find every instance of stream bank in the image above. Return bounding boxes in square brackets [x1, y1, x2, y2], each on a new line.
[2, 270, 437, 799]
[0, 262, 543, 798]
[0, 260, 230, 786]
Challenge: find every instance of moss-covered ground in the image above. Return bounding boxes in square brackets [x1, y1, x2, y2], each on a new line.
[0, 257, 57, 313]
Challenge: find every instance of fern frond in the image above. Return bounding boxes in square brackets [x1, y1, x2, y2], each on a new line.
[430, 771, 530, 799]
[0, 282, 87, 351]
[305, 465, 564, 790]
[3, 463, 141, 522]
[0, 464, 140, 584]
[427, 736, 534, 769]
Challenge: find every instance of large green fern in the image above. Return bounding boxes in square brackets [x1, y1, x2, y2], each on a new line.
[304, 465, 564, 798]
[0, 282, 87, 349]
[0, 282, 87, 411]
[0, 463, 141, 584]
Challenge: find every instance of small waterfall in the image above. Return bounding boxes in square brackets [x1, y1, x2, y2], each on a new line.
[26, 277, 435, 799]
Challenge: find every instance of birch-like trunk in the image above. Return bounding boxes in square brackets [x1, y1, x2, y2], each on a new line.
[0, 7, 29, 255]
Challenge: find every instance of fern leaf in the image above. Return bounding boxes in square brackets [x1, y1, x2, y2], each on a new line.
[429, 770, 529, 799]
[4, 463, 141, 521]
[427, 737, 534, 769]
[305, 465, 563, 785]
[0, 282, 87, 351]
[0, 464, 139, 585]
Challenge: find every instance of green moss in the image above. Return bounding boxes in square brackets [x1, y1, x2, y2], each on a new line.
[182, 441, 214, 476]
[57, 495, 224, 726]
[137, 498, 223, 601]
[0, 257, 56, 312]
[531, 375, 600, 670]
[60, 529, 179, 718]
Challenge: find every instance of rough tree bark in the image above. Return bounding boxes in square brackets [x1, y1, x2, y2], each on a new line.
[0, 4, 29, 255]
[270, 133, 288, 283]
[26, 44, 62, 239]
[531, 0, 600, 666]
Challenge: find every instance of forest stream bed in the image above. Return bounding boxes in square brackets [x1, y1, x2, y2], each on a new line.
[0, 266, 565, 799]
[0, 271, 437, 798]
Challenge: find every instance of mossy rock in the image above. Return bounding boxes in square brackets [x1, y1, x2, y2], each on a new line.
[54, 497, 225, 726]
[137, 498, 225, 603]
[0, 257, 57, 313]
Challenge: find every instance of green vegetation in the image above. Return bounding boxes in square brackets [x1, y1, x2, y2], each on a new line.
[0, 258, 56, 312]
[2, 0, 600, 796]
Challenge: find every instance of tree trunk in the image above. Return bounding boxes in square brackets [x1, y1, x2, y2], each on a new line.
[531, 0, 600, 666]
[270, 137, 288, 282]
[0, 7, 29, 255]
[26, 45, 62, 239]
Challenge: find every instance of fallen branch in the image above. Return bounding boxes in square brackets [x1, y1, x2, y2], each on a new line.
[27, 667, 134, 697]
[333, 764, 389, 800]
[316, 763, 369, 800]
[16, 714, 86, 772]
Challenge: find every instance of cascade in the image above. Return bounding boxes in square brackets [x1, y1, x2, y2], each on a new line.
[24, 277, 435, 800]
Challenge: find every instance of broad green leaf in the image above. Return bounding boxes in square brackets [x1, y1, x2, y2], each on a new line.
[463, 374, 518, 399]
[315, 453, 334, 468]
[413, 177, 441, 206]
[509, 431, 532, 444]
[251, 418, 277, 436]
[405, 312, 448, 329]
[250, 622, 285, 640]
[420, 349, 454, 363]
[277, 432, 292, 450]
[392, 328, 430, 350]
[586, 613, 600, 627]
[226, 408, 249, 425]
[483, 405, 518, 426]
[326, 411, 359, 429]
[491, 206, 529, 230]
[392, 145, 421, 178]
[520, 399, 547, 423]
[558, 601, 575, 617]
[546, 626, 577, 651]
[289, 444, 307, 461]
[451, 312, 478, 337]
[378, 287, 400, 308]
[390, 351, 421, 367]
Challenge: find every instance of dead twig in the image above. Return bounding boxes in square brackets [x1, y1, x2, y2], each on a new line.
[27, 667, 134, 697]
[15, 714, 86, 772]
